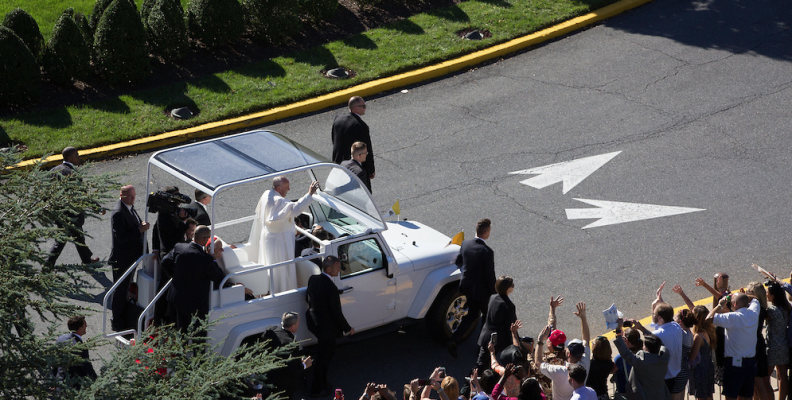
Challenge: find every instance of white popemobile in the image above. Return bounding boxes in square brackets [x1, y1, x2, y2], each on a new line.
[102, 129, 477, 355]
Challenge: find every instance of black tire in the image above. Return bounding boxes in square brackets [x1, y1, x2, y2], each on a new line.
[426, 284, 479, 343]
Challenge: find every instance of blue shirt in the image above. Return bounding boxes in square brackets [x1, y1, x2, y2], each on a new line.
[614, 354, 632, 393]
[570, 386, 597, 400]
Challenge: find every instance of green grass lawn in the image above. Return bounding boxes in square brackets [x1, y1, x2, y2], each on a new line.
[1, 0, 619, 158]
[0, 0, 188, 39]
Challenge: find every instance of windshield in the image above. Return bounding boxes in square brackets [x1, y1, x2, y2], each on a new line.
[322, 168, 381, 223]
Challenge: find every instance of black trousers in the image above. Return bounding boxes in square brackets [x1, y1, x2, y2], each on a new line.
[311, 336, 336, 393]
[451, 294, 488, 344]
[110, 261, 134, 331]
[46, 222, 94, 266]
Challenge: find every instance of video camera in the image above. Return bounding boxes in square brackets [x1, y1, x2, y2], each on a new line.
[146, 190, 197, 217]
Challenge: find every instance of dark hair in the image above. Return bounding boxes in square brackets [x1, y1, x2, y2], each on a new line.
[476, 218, 491, 237]
[678, 308, 697, 328]
[518, 378, 544, 400]
[767, 282, 792, 314]
[591, 336, 612, 361]
[568, 364, 586, 384]
[479, 369, 497, 394]
[67, 315, 86, 332]
[654, 303, 674, 324]
[322, 255, 340, 271]
[62, 146, 78, 159]
[184, 217, 197, 227]
[625, 328, 642, 352]
[164, 186, 179, 194]
[194, 189, 209, 202]
[495, 276, 514, 296]
[643, 334, 663, 354]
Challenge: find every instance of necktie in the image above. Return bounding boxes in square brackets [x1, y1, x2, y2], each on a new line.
[131, 206, 141, 225]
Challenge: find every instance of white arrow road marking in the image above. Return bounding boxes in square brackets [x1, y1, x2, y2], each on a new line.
[566, 198, 706, 229]
[509, 151, 622, 194]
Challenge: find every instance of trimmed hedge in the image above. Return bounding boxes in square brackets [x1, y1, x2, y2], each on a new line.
[42, 9, 91, 85]
[74, 12, 93, 49]
[94, 0, 150, 85]
[242, 0, 301, 45]
[144, 0, 188, 61]
[187, 0, 245, 48]
[89, 0, 115, 31]
[2, 8, 44, 60]
[298, 0, 338, 22]
[0, 26, 40, 105]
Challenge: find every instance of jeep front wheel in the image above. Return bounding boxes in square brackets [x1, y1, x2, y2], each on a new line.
[426, 285, 479, 343]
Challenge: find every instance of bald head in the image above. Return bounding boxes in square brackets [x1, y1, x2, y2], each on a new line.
[348, 96, 366, 115]
[120, 185, 136, 206]
[194, 225, 211, 245]
[733, 292, 751, 309]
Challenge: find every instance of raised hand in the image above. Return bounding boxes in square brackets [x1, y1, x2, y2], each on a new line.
[510, 320, 522, 334]
[550, 295, 564, 310]
[574, 302, 586, 318]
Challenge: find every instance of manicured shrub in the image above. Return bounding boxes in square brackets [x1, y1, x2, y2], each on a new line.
[90, 0, 116, 31]
[144, 0, 188, 61]
[187, 0, 244, 48]
[141, 0, 157, 21]
[74, 12, 93, 49]
[2, 8, 44, 60]
[41, 10, 91, 85]
[94, 0, 151, 85]
[298, 0, 338, 22]
[242, 0, 301, 45]
[0, 26, 40, 105]
[356, 0, 382, 7]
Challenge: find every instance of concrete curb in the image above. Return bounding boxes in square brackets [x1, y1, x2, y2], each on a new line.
[17, 0, 654, 169]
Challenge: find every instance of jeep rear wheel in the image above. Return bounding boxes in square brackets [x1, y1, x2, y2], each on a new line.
[426, 285, 479, 343]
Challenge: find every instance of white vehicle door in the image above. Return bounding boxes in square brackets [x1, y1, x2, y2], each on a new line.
[334, 236, 396, 330]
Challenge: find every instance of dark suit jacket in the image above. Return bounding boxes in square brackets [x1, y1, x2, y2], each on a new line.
[305, 273, 351, 340]
[109, 200, 145, 276]
[50, 162, 86, 226]
[614, 338, 671, 400]
[456, 238, 496, 304]
[153, 211, 186, 255]
[340, 159, 371, 193]
[185, 202, 211, 226]
[55, 333, 97, 382]
[477, 294, 517, 349]
[331, 112, 375, 175]
[161, 242, 225, 316]
[262, 325, 304, 391]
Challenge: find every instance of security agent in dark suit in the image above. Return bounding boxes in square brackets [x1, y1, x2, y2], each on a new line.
[184, 189, 211, 227]
[55, 315, 97, 389]
[161, 226, 226, 332]
[476, 276, 517, 369]
[448, 218, 496, 359]
[305, 256, 355, 397]
[46, 147, 101, 267]
[109, 185, 151, 331]
[331, 96, 375, 181]
[340, 141, 372, 193]
[260, 312, 313, 400]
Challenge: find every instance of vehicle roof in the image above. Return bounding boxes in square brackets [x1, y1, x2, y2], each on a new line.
[149, 130, 327, 194]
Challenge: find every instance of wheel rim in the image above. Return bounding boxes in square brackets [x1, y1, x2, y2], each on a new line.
[445, 295, 469, 333]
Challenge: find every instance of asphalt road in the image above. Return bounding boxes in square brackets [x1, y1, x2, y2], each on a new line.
[43, 0, 792, 394]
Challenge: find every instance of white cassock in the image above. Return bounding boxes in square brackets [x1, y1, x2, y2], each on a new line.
[249, 189, 314, 293]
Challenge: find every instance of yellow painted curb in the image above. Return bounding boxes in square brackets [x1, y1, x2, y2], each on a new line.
[16, 0, 654, 169]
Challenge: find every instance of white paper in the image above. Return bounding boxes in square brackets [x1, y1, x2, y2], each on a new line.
[602, 303, 623, 330]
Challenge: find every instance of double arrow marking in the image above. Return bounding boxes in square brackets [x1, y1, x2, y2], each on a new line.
[510, 152, 705, 229]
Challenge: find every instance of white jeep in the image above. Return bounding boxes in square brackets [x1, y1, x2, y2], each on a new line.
[103, 130, 477, 354]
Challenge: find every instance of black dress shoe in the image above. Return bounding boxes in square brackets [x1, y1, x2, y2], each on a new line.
[448, 340, 458, 359]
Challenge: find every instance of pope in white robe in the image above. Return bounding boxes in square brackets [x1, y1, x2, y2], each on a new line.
[249, 177, 319, 293]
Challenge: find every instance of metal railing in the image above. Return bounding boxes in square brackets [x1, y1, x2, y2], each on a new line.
[137, 278, 172, 336]
[217, 252, 325, 307]
[102, 253, 156, 339]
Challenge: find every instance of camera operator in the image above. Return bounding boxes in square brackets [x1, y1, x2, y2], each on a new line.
[148, 186, 195, 325]
[151, 186, 192, 257]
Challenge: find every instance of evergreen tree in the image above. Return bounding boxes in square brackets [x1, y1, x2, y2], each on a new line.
[94, 0, 151, 85]
[0, 26, 40, 105]
[0, 149, 115, 398]
[2, 8, 44, 60]
[42, 9, 91, 85]
[187, 0, 244, 48]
